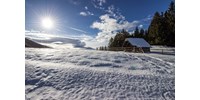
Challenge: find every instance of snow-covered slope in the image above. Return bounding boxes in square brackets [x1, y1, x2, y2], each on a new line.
[25, 48, 175, 100]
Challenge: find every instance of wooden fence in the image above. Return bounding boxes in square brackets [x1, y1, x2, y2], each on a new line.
[98, 47, 175, 54]
[101, 47, 144, 53]
[150, 48, 175, 54]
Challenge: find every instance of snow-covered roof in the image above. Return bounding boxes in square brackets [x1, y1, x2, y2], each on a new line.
[125, 38, 150, 47]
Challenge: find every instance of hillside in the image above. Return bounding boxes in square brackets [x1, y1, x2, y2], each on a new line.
[25, 38, 49, 48]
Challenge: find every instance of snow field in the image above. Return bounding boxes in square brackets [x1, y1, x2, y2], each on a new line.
[26, 48, 175, 100]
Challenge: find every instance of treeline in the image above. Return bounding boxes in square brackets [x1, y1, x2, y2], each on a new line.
[97, 1, 175, 50]
[108, 28, 148, 48]
[148, 1, 175, 46]
[96, 28, 148, 50]
[96, 46, 108, 51]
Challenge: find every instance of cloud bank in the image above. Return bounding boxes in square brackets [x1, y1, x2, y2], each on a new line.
[25, 31, 86, 48]
[91, 14, 140, 45]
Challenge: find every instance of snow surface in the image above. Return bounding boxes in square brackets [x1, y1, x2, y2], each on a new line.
[25, 48, 175, 100]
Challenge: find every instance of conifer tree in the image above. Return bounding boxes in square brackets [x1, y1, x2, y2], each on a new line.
[134, 27, 140, 38]
[139, 28, 145, 38]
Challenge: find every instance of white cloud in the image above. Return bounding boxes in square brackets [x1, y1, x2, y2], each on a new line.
[138, 24, 143, 28]
[95, 31, 115, 43]
[68, 0, 81, 5]
[92, 1, 124, 21]
[143, 14, 153, 22]
[87, 11, 94, 16]
[93, 4, 105, 10]
[106, 5, 125, 21]
[85, 6, 88, 10]
[91, 14, 140, 45]
[80, 12, 88, 16]
[91, 14, 118, 31]
[98, 0, 106, 6]
[25, 31, 56, 40]
[92, 0, 106, 10]
[93, 0, 106, 6]
[91, 14, 139, 32]
[79, 11, 94, 16]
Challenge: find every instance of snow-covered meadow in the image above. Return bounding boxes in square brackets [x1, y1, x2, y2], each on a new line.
[25, 47, 175, 100]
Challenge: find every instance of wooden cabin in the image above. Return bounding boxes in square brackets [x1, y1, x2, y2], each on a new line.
[122, 38, 150, 53]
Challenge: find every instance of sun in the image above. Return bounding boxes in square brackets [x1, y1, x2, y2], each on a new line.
[42, 17, 54, 29]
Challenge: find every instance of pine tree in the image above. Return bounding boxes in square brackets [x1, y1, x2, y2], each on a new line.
[111, 29, 130, 47]
[121, 29, 130, 37]
[144, 30, 149, 41]
[108, 37, 114, 48]
[134, 27, 140, 38]
[139, 28, 145, 38]
[148, 12, 163, 44]
[164, 1, 175, 46]
[147, 1, 175, 46]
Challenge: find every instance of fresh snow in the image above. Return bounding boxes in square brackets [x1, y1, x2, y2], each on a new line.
[25, 48, 175, 100]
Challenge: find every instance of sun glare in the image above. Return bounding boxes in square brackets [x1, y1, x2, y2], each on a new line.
[42, 17, 54, 29]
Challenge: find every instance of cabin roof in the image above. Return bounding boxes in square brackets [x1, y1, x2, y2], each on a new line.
[125, 38, 150, 48]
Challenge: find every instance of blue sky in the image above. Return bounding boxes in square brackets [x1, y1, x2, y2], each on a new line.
[25, 0, 173, 47]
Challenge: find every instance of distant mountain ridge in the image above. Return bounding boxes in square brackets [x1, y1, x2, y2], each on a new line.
[25, 38, 49, 48]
